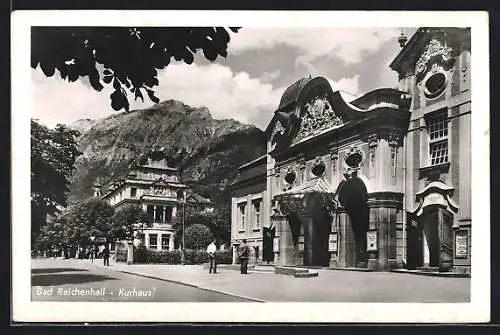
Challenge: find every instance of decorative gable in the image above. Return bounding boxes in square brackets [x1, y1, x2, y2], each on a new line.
[295, 93, 344, 141]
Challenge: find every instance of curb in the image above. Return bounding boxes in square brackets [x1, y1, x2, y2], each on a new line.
[85, 261, 265, 303]
[390, 270, 471, 278]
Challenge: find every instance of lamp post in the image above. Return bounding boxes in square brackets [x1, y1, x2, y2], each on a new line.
[90, 235, 95, 263]
[181, 191, 186, 265]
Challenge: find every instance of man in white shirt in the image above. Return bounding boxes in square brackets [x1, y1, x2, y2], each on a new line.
[206, 240, 217, 274]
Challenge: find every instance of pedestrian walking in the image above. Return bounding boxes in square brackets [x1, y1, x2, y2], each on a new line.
[103, 245, 110, 266]
[206, 239, 217, 274]
[238, 239, 249, 274]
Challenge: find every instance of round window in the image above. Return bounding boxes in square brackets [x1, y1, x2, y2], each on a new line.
[284, 170, 296, 184]
[311, 161, 326, 177]
[345, 151, 363, 169]
[424, 72, 447, 99]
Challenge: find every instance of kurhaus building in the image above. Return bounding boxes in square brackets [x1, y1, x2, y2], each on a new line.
[230, 27, 471, 273]
[96, 146, 214, 251]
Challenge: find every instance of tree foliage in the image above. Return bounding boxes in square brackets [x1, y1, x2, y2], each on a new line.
[31, 27, 240, 111]
[179, 207, 231, 245]
[31, 119, 81, 238]
[111, 204, 152, 241]
[183, 224, 214, 250]
[37, 198, 115, 249]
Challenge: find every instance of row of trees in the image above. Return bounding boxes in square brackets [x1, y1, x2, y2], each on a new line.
[35, 200, 152, 253]
[35, 198, 232, 254]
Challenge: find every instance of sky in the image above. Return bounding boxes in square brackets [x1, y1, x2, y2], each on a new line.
[31, 27, 417, 130]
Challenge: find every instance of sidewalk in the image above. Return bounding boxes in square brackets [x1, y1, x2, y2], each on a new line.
[81, 258, 471, 303]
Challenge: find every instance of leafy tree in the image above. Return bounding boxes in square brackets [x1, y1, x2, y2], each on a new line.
[63, 198, 115, 245]
[183, 224, 214, 250]
[181, 207, 231, 245]
[31, 27, 240, 111]
[31, 120, 81, 242]
[111, 204, 152, 241]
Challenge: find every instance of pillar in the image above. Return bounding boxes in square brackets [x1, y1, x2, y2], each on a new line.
[302, 215, 313, 266]
[278, 216, 294, 266]
[169, 234, 174, 251]
[172, 206, 177, 218]
[232, 244, 238, 265]
[153, 206, 157, 222]
[145, 232, 149, 249]
[126, 241, 134, 265]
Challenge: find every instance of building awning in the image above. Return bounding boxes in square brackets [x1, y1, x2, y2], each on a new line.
[410, 180, 459, 216]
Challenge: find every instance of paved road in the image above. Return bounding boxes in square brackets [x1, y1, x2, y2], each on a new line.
[31, 258, 254, 302]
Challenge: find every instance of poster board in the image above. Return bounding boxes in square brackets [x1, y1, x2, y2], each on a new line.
[366, 230, 378, 251]
[273, 237, 279, 253]
[455, 230, 468, 258]
[328, 233, 338, 252]
[298, 236, 304, 251]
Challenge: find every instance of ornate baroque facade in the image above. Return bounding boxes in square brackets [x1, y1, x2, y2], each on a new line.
[97, 147, 214, 251]
[230, 27, 471, 273]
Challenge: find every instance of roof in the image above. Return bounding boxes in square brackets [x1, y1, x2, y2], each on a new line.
[230, 157, 267, 187]
[186, 191, 213, 205]
[350, 88, 409, 110]
[277, 76, 313, 111]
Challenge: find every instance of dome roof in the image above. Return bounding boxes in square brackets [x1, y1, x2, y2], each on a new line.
[278, 76, 312, 111]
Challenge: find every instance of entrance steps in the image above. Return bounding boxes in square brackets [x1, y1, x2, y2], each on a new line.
[274, 266, 319, 278]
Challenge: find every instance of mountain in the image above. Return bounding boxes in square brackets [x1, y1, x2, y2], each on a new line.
[68, 100, 267, 208]
[68, 118, 99, 136]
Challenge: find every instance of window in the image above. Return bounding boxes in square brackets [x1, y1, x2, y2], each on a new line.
[161, 234, 170, 250]
[149, 234, 158, 249]
[165, 207, 173, 222]
[147, 205, 154, 220]
[238, 203, 246, 231]
[156, 205, 164, 222]
[130, 187, 137, 197]
[252, 200, 261, 230]
[426, 110, 449, 166]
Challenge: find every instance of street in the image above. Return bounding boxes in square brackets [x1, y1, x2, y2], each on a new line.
[31, 258, 253, 302]
[31, 257, 471, 303]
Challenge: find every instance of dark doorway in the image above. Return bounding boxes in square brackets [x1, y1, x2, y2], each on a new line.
[262, 227, 275, 263]
[406, 214, 423, 270]
[306, 193, 332, 267]
[337, 176, 369, 267]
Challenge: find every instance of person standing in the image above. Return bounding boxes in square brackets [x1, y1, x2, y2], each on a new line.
[90, 246, 94, 263]
[103, 245, 110, 266]
[238, 239, 249, 274]
[206, 240, 217, 274]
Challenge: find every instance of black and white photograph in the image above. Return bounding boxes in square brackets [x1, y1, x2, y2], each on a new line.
[11, 11, 490, 323]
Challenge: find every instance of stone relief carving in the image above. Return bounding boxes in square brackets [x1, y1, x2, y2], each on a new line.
[415, 39, 454, 82]
[343, 146, 364, 177]
[296, 94, 343, 141]
[270, 120, 286, 144]
[388, 132, 402, 183]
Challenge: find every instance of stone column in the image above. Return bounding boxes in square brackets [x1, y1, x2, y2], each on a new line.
[169, 234, 174, 251]
[153, 206, 157, 222]
[163, 207, 166, 223]
[278, 216, 294, 266]
[232, 244, 238, 265]
[126, 241, 134, 265]
[302, 215, 314, 266]
[145, 232, 150, 249]
[172, 206, 177, 219]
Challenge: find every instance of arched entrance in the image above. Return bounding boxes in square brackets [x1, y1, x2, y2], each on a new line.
[337, 176, 369, 267]
[303, 192, 333, 267]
